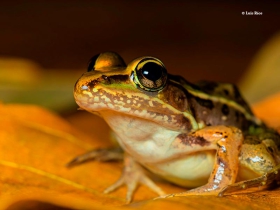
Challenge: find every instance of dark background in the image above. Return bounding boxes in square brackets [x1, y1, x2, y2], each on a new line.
[1, 1, 279, 83]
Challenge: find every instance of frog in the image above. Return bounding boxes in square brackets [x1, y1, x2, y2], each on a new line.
[68, 51, 280, 203]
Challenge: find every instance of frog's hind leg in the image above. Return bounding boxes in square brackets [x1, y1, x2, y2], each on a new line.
[219, 164, 280, 196]
[67, 131, 124, 167]
[66, 147, 123, 167]
[219, 138, 280, 196]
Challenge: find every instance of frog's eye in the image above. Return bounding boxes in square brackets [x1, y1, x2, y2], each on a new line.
[87, 54, 100, 72]
[87, 52, 126, 72]
[133, 58, 167, 91]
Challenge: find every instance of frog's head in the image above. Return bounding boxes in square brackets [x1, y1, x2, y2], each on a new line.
[74, 52, 193, 131]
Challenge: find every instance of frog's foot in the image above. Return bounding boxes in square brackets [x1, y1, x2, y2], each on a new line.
[66, 147, 123, 167]
[219, 164, 280, 196]
[104, 155, 165, 204]
[154, 182, 222, 200]
[155, 183, 223, 200]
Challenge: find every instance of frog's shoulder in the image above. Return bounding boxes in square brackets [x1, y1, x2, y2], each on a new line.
[194, 80, 253, 114]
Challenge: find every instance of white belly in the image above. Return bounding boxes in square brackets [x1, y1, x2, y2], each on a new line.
[143, 151, 215, 187]
[101, 111, 216, 187]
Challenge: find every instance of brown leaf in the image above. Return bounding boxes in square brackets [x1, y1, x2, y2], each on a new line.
[1, 94, 280, 209]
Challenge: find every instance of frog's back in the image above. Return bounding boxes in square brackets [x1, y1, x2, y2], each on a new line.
[175, 78, 257, 131]
[195, 81, 253, 114]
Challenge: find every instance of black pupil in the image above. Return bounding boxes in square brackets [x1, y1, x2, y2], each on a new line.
[141, 62, 163, 81]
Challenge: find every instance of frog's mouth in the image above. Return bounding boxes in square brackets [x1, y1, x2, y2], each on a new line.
[74, 88, 191, 131]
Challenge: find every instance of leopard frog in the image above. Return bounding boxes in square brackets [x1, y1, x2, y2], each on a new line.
[70, 52, 280, 203]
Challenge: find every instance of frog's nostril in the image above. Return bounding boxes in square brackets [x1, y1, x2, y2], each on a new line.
[102, 75, 108, 80]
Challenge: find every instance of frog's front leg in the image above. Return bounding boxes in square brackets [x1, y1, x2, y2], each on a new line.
[165, 125, 243, 198]
[105, 153, 165, 203]
[67, 147, 123, 167]
[67, 150, 164, 203]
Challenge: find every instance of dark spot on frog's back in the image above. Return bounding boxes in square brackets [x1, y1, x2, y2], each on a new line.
[233, 85, 242, 99]
[179, 133, 210, 146]
[235, 111, 240, 121]
[221, 104, 229, 116]
[223, 89, 229, 96]
[196, 81, 218, 92]
[195, 97, 214, 110]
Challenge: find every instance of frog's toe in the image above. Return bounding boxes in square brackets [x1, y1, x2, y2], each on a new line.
[153, 193, 174, 200]
[104, 168, 165, 203]
[103, 176, 126, 194]
[66, 147, 123, 167]
[103, 173, 137, 204]
[139, 174, 166, 196]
